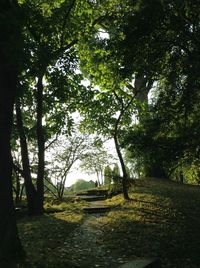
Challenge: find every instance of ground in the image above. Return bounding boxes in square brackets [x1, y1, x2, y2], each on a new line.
[17, 178, 200, 267]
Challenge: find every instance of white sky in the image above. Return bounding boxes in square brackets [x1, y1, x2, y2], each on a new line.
[65, 162, 98, 187]
[64, 139, 117, 187]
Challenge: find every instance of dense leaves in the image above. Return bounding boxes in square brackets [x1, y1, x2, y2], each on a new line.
[1, 0, 200, 264]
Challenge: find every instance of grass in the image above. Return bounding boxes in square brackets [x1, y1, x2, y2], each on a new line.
[103, 178, 200, 267]
[17, 201, 86, 267]
[17, 178, 200, 267]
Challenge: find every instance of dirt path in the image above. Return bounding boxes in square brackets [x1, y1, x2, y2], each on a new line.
[63, 201, 129, 268]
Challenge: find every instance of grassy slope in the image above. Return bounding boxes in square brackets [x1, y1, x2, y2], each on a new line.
[104, 178, 200, 268]
[17, 179, 200, 267]
[17, 202, 86, 267]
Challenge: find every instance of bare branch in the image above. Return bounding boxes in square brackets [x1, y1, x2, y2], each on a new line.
[45, 131, 60, 150]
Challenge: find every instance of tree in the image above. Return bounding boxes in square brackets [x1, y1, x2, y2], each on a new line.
[83, 0, 200, 184]
[15, 0, 80, 215]
[77, 0, 163, 198]
[124, 149, 143, 179]
[0, 0, 25, 264]
[121, 1, 200, 182]
[0, 0, 121, 261]
[12, 0, 109, 214]
[80, 145, 113, 186]
[112, 163, 121, 183]
[72, 179, 95, 192]
[78, 69, 144, 199]
[15, 95, 38, 214]
[46, 131, 95, 200]
[104, 165, 112, 185]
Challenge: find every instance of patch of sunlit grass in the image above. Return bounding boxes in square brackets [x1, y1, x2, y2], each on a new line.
[18, 201, 85, 267]
[102, 178, 200, 267]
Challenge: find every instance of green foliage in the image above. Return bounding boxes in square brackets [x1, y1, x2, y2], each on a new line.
[104, 165, 112, 185]
[80, 145, 113, 185]
[112, 163, 121, 183]
[112, 163, 120, 176]
[13, 0, 200, 208]
[5, 0, 200, 265]
[113, 0, 200, 184]
[124, 84, 200, 183]
[104, 163, 122, 185]
[72, 179, 95, 192]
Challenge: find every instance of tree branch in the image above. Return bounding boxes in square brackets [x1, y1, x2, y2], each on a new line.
[12, 163, 24, 177]
[60, 0, 76, 48]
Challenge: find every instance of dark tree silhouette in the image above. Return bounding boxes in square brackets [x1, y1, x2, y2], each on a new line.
[0, 0, 25, 264]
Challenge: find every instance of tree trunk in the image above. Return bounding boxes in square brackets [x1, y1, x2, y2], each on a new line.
[15, 98, 38, 215]
[113, 135, 130, 200]
[100, 169, 104, 185]
[36, 75, 45, 214]
[0, 0, 25, 264]
[0, 89, 24, 263]
[13, 170, 21, 205]
[19, 184, 25, 203]
[95, 170, 101, 186]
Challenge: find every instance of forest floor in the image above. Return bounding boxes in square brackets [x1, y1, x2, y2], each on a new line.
[17, 178, 200, 268]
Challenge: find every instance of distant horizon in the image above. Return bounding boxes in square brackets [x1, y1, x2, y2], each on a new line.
[65, 169, 98, 187]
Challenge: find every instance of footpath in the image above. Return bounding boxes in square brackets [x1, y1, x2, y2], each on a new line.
[63, 189, 160, 268]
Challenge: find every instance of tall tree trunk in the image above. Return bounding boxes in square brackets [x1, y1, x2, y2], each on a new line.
[0, 0, 25, 264]
[113, 135, 130, 200]
[36, 75, 45, 214]
[135, 75, 164, 178]
[13, 170, 21, 205]
[15, 98, 38, 215]
[19, 184, 25, 204]
[100, 169, 104, 185]
[0, 86, 24, 264]
[95, 170, 101, 186]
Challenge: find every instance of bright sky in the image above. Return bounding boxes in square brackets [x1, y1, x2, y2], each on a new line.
[65, 139, 117, 187]
[65, 162, 97, 187]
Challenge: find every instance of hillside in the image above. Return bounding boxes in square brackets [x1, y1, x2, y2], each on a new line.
[17, 178, 200, 267]
[103, 178, 200, 267]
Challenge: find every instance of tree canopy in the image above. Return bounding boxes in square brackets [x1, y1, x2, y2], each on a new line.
[1, 0, 200, 264]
